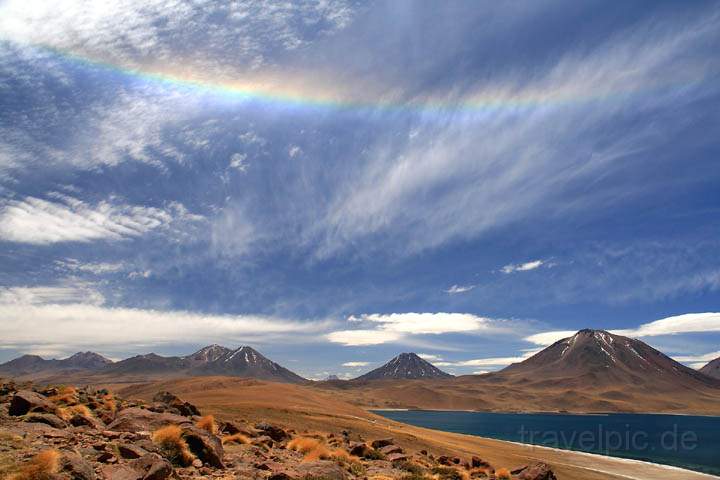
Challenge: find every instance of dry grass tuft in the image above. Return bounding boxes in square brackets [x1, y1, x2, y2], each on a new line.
[8, 449, 60, 480]
[222, 433, 250, 445]
[495, 467, 511, 479]
[288, 437, 323, 454]
[302, 444, 332, 462]
[196, 415, 218, 435]
[152, 425, 194, 466]
[56, 404, 92, 421]
[330, 448, 351, 462]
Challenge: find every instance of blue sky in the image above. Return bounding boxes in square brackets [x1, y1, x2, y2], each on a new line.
[0, 0, 719, 379]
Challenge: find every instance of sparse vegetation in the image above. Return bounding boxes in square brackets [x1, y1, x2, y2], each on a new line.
[8, 449, 60, 480]
[431, 466, 465, 480]
[196, 414, 218, 435]
[222, 432, 250, 445]
[152, 425, 194, 466]
[495, 467, 511, 479]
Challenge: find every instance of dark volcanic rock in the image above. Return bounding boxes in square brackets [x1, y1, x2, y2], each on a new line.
[24, 412, 68, 429]
[517, 462, 557, 480]
[371, 438, 394, 449]
[182, 425, 225, 468]
[9, 390, 56, 415]
[255, 422, 289, 442]
[107, 407, 190, 432]
[61, 451, 97, 480]
[129, 453, 173, 480]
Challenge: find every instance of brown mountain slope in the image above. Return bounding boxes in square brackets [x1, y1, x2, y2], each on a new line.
[319, 330, 720, 414]
[112, 376, 713, 480]
[700, 356, 720, 379]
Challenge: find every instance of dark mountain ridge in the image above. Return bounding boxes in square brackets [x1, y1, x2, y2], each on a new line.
[0, 345, 306, 384]
[496, 329, 720, 390]
[354, 352, 453, 381]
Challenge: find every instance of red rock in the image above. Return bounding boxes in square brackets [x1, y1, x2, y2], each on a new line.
[371, 438, 394, 449]
[60, 452, 96, 480]
[24, 413, 68, 429]
[385, 452, 409, 463]
[9, 390, 55, 416]
[517, 463, 557, 480]
[379, 444, 403, 455]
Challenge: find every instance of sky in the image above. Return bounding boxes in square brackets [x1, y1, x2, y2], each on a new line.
[0, 0, 719, 380]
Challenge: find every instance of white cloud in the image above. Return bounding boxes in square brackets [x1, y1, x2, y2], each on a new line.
[55, 259, 125, 275]
[445, 284, 476, 294]
[326, 329, 401, 346]
[524, 330, 578, 346]
[0, 286, 105, 306]
[0, 285, 331, 354]
[525, 312, 720, 347]
[342, 361, 370, 367]
[501, 260, 545, 274]
[288, 145, 302, 158]
[311, 12, 720, 257]
[327, 312, 505, 346]
[0, 194, 199, 245]
[435, 348, 541, 369]
[417, 353, 442, 361]
[229, 153, 249, 172]
[355, 312, 493, 335]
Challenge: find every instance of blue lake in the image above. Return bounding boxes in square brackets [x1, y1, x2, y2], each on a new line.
[373, 410, 720, 476]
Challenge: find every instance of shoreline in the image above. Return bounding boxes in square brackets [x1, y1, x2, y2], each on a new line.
[371, 408, 720, 479]
[369, 407, 720, 418]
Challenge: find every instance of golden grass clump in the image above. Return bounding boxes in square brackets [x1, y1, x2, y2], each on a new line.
[152, 425, 194, 466]
[56, 404, 92, 421]
[495, 467, 512, 480]
[8, 449, 60, 480]
[196, 415, 218, 435]
[221, 433, 250, 445]
[287, 437, 323, 454]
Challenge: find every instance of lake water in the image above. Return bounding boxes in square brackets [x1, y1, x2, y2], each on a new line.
[373, 410, 720, 476]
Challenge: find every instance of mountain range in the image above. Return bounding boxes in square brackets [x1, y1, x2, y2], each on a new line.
[2, 330, 719, 414]
[0, 345, 306, 384]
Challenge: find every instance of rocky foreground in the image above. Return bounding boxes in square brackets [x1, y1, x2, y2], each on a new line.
[0, 380, 556, 480]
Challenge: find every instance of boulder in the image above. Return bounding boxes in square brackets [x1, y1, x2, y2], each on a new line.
[255, 422, 289, 442]
[24, 413, 68, 429]
[472, 456, 491, 469]
[152, 391, 200, 417]
[379, 444, 403, 455]
[100, 465, 139, 480]
[70, 413, 106, 430]
[348, 441, 372, 458]
[9, 390, 56, 416]
[107, 408, 190, 433]
[60, 452, 96, 480]
[370, 438, 394, 449]
[296, 461, 348, 480]
[517, 463, 557, 480]
[129, 453, 173, 480]
[182, 425, 224, 468]
[118, 443, 149, 459]
[385, 452, 409, 463]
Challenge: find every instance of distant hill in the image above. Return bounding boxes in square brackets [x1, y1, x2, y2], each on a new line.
[0, 345, 307, 384]
[0, 351, 113, 376]
[700, 356, 720, 380]
[354, 352, 452, 381]
[499, 329, 719, 389]
[318, 330, 720, 415]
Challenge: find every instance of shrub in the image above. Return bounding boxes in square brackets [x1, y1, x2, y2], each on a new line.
[495, 467, 511, 479]
[363, 448, 385, 460]
[152, 425, 194, 466]
[9, 449, 60, 480]
[56, 404, 92, 421]
[431, 466, 465, 480]
[397, 461, 425, 475]
[222, 433, 250, 445]
[196, 415, 218, 435]
[288, 437, 322, 454]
